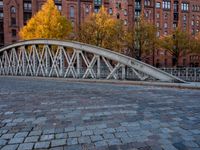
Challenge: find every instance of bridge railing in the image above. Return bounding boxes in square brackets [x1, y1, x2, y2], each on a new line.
[161, 68, 200, 82]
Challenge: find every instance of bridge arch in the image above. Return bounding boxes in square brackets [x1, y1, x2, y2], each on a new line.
[0, 39, 185, 82]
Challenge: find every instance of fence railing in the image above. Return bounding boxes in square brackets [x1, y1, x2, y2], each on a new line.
[161, 68, 200, 82]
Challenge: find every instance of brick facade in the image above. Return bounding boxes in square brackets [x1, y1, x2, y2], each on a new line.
[0, 0, 200, 67]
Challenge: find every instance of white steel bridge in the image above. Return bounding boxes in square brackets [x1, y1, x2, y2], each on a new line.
[0, 39, 185, 83]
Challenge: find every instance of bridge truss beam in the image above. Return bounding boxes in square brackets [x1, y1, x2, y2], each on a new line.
[0, 39, 185, 82]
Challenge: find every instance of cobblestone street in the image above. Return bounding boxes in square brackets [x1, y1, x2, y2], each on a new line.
[0, 77, 200, 150]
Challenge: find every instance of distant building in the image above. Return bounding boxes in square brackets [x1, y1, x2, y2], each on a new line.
[0, 0, 200, 67]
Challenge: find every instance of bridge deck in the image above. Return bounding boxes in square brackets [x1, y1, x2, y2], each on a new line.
[0, 77, 199, 150]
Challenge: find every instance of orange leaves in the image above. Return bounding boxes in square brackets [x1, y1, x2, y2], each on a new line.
[19, 0, 72, 40]
[77, 6, 124, 52]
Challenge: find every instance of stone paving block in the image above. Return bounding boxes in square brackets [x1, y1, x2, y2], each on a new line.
[104, 128, 115, 133]
[64, 145, 82, 150]
[115, 132, 129, 138]
[34, 141, 50, 149]
[103, 133, 115, 139]
[18, 143, 34, 150]
[162, 144, 178, 150]
[76, 126, 86, 131]
[94, 129, 104, 135]
[96, 124, 107, 129]
[13, 118, 24, 123]
[29, 130, 42, 136]
[95, 140, 108, 147]
[1, 119, 12, 124]
[55, 133, 68, 139]
[9, 137, 24, 144]
[0, 130, 8, 134]
[78, 136, 91, 144]
[14, 132, 29, 138]
[50, 147, 64, 150]
[68, 131, 81, 138]
[55, 128, 64, 134]
[1, 133, 15, 139]
[107, 138, 122, 146]
[40, 134, 54, 141]
[51, 139, 66, 147]
[64, 127, 75, 132]
[121, 137, 134, 144]
[1, 144, 19, 150]
[43, 129, 55, 134]
[191, 129, 200, 135]
[24, 118, 35, 123]
[24, 136, 39, 143]
[90, 135, 103, 142]
[82, 130, 93, 136]
[86, 125, 97, 130]
[67, 138, 78, 145]
[183, 141, 199, 148]
[0, 139, 7, 146]
[115, 127, 127, 132]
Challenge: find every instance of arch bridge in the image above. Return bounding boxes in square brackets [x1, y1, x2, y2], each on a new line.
[0, 39, 184, 83]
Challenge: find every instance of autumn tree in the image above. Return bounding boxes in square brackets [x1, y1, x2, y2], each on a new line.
[125, 17, 158, 61]
[159, 28, 192, 67]
[77, 7, 124, 52]
[19, 0, 72, 40]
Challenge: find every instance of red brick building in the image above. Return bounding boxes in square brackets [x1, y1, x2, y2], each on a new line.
[0, 0, 200, 67]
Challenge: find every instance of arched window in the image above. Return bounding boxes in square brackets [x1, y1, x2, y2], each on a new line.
[70, 6, 74, 18]
[10, 6, 16, 14]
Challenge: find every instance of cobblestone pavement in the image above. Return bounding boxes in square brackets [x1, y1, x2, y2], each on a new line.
[0, 77, 200, 150]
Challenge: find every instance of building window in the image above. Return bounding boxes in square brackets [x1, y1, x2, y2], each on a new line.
[70, 6, 74, 18]
[57, 5, 62, 11]
[94, 0, 101, 5]
[181, 3, 189, 11]
[116, 2, 121, 9]
[0, 22, 3, 32]
[124, 9, 127, 16]
[109, 8, 113, 15]
[156, 31, 160, 37]
[124, 19, 127, 25]
[85, 6, 89, 14]
[10, 6, 16, 14]
[12, 29, 17, 37]
[117, 13, 120, 19]
[11, 17, 16, 26]
[144, 0, 150, 6]
[162, 0, 170, 10]
[23, 13, 32, 24]
[164, 23, 168, 28]
[164, 59, 167, 67]
[156, 13, 160, 18]
[24, 2, 32, 11]
[156, 2, 161, 8]
[156, 22, 160, 28]
[71, 20, 74, 28]
[183, 59, 186, 66]
[191, 20, 195, 26]
[0, 1, 3, 8]
[173, 23, 177, 29]
[183, 15, 187, 21]
[0, 12, 3, 19]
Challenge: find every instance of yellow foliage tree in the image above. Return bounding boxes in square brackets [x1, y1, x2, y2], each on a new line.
[19, 0, 72, 40]
[77, 7, 124, 52]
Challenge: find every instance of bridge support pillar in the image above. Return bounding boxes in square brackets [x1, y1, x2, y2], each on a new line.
[121, 64, 125, 80]
[97, 55, 100, 79]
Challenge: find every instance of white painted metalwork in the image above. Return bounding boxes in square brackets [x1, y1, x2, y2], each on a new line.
[0, 39, 185, 82]
[162, 68, 200, 82]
